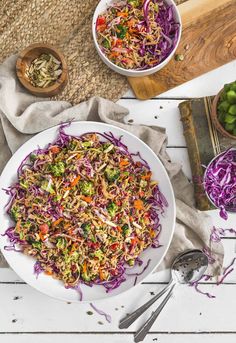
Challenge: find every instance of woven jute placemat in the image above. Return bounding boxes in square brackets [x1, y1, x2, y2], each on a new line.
[0, 0, 186, 105]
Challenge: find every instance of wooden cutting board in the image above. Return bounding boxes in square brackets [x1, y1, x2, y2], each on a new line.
[128, 0, 236, 100]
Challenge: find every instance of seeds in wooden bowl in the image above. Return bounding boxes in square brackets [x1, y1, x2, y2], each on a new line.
[25, 53, 62, 88]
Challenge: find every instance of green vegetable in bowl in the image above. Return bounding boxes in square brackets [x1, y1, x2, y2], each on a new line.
[227, 90, 236, 104]
[217, 80, 236, 136]
[229, 105, 236, 115]
[218, 101, 230, 113]
[225, 114, 236, 124]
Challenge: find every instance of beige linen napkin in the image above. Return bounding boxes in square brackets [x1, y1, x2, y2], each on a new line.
[0, 55, 223, 274]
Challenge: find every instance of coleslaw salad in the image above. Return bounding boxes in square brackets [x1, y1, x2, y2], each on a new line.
[2, 122, 168, 295]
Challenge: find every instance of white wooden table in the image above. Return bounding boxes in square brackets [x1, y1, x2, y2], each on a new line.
[1, 61, 236, 343]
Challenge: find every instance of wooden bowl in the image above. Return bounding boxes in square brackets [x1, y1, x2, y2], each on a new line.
[16, 43, 68, 97]
[211, 89, 236, 140]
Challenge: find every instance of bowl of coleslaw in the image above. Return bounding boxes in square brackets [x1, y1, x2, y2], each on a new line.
[92, 0, 182, 77]
[0, 121, 175, 302]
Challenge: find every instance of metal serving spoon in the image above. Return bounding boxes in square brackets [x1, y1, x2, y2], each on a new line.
[119, 250, 208, 339]
[133, 250, 208, 342]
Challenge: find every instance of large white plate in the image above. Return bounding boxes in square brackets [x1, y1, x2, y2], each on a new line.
[0, 121, 175, 302]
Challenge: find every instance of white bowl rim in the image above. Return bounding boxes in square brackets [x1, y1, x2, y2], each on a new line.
[92, 0, 182, 76]
[0, 121, 176, 302]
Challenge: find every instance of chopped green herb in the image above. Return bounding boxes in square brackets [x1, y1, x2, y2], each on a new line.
[10, 206, 20, 222]
[102, 39, 110, 49]
[50, 162, 65, 176]
[79, 181, 94, 196]
[175, 54, 184, 61]
[105, 167, 120, 182]
[107, 202, 118, 217]
[116, 24, 128, 39]
[41, 179, 55, 194]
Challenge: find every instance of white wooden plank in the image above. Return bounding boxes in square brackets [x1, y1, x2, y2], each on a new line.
[0, 268, 23, 282]
[117, 99, 186, 147]
[123, 60, 236, 99]
[0, 280, 236, 332]
[206, 212, 236, 235]
[0, 333, 236, 343]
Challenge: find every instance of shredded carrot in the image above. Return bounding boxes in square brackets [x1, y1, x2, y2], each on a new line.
[112, 38, 123, 48]
[109, 51, 119, 58]
[81, 195, 92, 203]
[52, 217, 63, 227]
[141, 171, 152, 180]
[70, 175, 81, 187]
[15, 220, 21, 231]
[116, 226, 122, 232]
[64, 223, 70, 229]
[50, 146, 60, 154]
[131, 237, 139, 245]
[117, 12, 128, 17]
[150, 229, 156, 238]
[70, 243, 78, 255]
[39, 232, 46, 241]
[147, 59, 159, 65]
[122, 57, 133, 65]
[45, 270, 53, 275]
[97, 24, 107, 32]
[134, 199, 144, 210]
[83, 261, 87, 274]
[128, 27, 139, 34]
[91, 134, 97, 141]
[99, 268, 105, 280]
[129, 216, 133, 222]
[127, 18, 136, 27]
[119, 159, 129, 168]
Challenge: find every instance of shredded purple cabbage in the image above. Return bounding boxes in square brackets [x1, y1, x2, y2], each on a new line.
[210, 226, 236, 242]
[204, 148, 236, 220]
[34, 261, 44, 279]
[189, 274, 216, 299]
[66, 283, 83, 301]
[90, 303, 112, 323]
[1, 227, 24, 252]
[190, 226, 236, 298]
[217, 257, 236, 285]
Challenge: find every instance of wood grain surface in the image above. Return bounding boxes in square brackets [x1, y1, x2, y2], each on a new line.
[128, 0, 236, 100]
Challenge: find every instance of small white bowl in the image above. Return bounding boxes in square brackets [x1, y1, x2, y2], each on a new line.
[92, 0, 182, 77]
